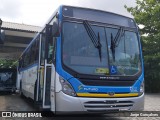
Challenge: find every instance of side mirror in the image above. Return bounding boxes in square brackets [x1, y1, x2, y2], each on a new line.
[142, 49, 145, 53]
[52, 21, 60, 37]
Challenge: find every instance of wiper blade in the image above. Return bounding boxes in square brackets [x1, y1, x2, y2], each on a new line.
[114, 27, 124, 47]
[83, 20, 102, 61]
[110, 27, 124, 61]
[110, 33, 115, 61]
[97, 32, 102, 61]
[83, 20, 101, 48]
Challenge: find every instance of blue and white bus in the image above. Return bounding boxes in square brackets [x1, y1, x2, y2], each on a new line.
[17, 5, 144, 114]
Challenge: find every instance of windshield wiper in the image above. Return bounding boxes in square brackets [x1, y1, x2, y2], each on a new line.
[110, 27, 124, 61]
[83, 20, 102, 61]
[115, 27, 124, 47]
[110, 33, 116, 61]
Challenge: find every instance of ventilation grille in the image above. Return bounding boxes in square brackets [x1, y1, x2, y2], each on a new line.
[84, 100, 134, 112]
[80, 79, 135, 86]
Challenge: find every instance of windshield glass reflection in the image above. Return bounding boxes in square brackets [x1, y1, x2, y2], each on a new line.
[62, 22, 141, 76]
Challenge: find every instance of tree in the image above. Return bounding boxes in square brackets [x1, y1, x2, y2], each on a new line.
[125, 0, 160, 93]
[0, 59, 18, 69]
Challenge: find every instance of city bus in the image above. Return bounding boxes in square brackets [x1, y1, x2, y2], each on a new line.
[17, 5, 144, 114]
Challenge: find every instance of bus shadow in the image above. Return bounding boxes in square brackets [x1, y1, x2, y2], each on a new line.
[46, 114, 121, 120]
[40, 113, 122, 120]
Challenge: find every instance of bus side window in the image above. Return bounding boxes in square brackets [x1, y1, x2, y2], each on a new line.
[35, 37, 40, 62]
[18, 58, 22, 71]
[30, 41, 36, 64]
[24, 48, 31, 67]
[23, 54, 26, 67]
[52, 38, 56, 65]
[21, 56, 24, 68]
[41, 32, 45, 65]
[47, 16, 58, 64]
[47, 39, 54, 63]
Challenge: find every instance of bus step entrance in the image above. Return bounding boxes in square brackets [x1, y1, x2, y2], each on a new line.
[44, 66, 51, 106]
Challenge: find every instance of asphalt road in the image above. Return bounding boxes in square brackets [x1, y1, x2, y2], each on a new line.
[0, 93, 160, 120]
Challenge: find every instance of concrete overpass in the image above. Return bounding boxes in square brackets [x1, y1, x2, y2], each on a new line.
[0, 21, 42, 60]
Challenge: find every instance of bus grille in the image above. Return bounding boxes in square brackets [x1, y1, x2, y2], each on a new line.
[84, 100, 134, 112]
[79, 79, 135, 86]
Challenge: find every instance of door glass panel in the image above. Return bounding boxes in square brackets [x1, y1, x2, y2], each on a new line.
[41, 31, 46, 66]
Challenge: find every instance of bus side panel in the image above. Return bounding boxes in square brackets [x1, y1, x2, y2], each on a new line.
[21, 64, 38, 99]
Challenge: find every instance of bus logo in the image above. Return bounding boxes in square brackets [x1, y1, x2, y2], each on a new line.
[78, 85, 84, 91]
[2, 112, 11, 117]
[108, 92, 115, 96]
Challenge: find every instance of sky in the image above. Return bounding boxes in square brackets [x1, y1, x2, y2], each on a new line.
[0, 0, 136, 27]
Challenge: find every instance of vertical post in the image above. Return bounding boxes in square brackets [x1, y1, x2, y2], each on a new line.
[0, 19, 5, 44]
[0, 18, 2, 44]
[0, 19, 2, 39]
[45, 24, 52, 62]
[0, 18, 2, 27]
[42, 24, 52, 109]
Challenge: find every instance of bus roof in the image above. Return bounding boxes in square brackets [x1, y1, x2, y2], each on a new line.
[61, 5, 136, 28]
[61, 5, 133, 19]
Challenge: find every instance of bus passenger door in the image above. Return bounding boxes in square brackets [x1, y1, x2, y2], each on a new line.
[38, 25, 56, 111]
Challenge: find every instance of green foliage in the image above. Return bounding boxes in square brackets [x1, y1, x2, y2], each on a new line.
[125, 0, 160, 93]
[0, 59, 18, 68]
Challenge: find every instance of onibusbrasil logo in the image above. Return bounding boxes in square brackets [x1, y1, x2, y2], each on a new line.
[1, 112, 42, 118]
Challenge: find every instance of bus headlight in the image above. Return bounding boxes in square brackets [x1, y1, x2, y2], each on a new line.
[139, 81, 144, 96]
[59, 76, 76, 97]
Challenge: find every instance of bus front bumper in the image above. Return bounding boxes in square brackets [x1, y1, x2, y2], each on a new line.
[55, 91, 144, 114]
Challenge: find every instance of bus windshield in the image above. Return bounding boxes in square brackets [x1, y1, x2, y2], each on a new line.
[62, 21, 141, 76]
